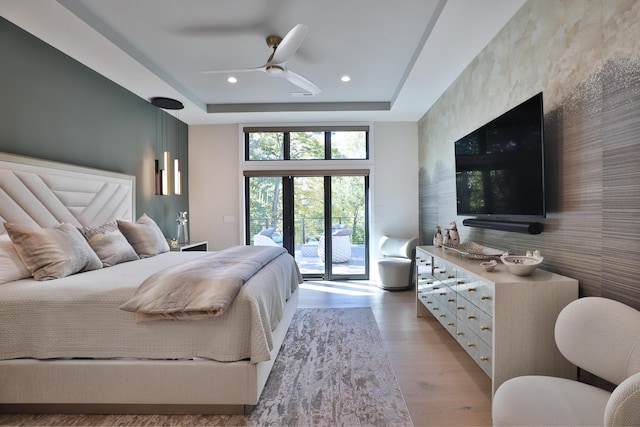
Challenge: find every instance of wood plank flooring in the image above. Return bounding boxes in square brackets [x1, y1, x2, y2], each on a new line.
[299, 280, 493, 427]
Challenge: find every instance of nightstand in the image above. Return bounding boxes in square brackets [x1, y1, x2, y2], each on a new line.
[171, 241, 208, 252]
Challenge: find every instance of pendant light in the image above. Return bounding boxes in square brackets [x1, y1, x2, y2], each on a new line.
[174, 110, 182, 196]
[151, 97, 184, 196]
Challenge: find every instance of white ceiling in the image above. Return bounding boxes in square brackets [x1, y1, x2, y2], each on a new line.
[0, 0, 525, 125]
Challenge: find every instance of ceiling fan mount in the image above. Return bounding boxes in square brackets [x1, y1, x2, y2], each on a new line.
[265, 35, 282, 50]
[202, 24, 321, 96]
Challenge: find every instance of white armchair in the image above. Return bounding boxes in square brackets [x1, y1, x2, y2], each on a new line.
[377, 235, 418, 290]
[492, 297, 640, 426]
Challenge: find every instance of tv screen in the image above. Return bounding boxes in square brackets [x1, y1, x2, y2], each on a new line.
[455, 92, 545, 217]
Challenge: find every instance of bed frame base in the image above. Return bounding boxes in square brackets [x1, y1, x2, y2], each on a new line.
[0, 404, 254, 415]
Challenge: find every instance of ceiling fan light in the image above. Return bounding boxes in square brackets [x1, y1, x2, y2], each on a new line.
[227, 76, 238, 83]
[341, 75, 351, 82]
[265, 65, 285, 76]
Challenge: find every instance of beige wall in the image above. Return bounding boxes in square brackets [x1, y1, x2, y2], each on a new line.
[188, 122, 419, 281]
[188, 124, 241, 251]
[418, 0, 640, 309]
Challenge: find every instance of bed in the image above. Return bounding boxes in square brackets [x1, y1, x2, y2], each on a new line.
[0, 152, 301, 414]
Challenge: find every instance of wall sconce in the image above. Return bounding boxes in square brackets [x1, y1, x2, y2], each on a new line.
[151, 97, 184, 196]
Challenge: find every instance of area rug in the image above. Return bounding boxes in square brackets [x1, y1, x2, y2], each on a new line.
[0, 308, 413, 427]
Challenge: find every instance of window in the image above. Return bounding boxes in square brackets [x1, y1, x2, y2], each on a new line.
[245, 127, 368, 161]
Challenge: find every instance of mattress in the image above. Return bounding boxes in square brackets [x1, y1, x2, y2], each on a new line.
[0, 251, 301, 363]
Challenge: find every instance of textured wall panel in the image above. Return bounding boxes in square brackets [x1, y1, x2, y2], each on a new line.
[601, 58, 640, 308]
[418, 0, 640, 309]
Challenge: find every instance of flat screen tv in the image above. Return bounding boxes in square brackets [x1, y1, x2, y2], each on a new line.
[455, 92, 545, 218]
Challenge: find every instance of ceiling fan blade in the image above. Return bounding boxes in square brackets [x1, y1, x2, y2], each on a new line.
[282, 69, 321, 95]
[202, 66, 266, 74]
[270, 24, 308, 65]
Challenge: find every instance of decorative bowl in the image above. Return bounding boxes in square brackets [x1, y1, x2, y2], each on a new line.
[480, 260, 497, 272]
[500, 255, 543, 276]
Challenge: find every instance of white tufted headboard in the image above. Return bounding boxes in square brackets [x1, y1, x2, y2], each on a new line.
[0, 152, 135, 235]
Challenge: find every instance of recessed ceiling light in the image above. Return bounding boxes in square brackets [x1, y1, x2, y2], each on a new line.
[227, 76, 238, 84]
[341, 75, 351, 82]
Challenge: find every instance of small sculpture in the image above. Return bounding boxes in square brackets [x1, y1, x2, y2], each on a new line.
[450, 221, 460, 245]
[443, 228, 451, 246]
[176, 211, 189, 244]
[433, 225, 443, 248]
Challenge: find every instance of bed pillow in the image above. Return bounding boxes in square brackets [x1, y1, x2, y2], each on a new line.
[79, 221, 140, 267]
[117, 214, 170, 258]
[0, 234, 32, 284]
[4, 222, 103, 281]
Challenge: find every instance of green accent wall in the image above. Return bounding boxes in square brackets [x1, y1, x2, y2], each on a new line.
[0, 17, 188, 236]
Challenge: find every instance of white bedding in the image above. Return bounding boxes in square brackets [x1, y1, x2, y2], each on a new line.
[0, 251, 301, 363]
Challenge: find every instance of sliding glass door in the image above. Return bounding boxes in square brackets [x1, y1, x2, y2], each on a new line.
[246, 173, 368, 280]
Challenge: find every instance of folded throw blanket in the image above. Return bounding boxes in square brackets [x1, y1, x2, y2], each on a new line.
[120, 245, 286, 322]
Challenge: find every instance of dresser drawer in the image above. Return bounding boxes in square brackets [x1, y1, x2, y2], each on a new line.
[434, 304, 457, 337]
[417, 282, 437, 309]
[457, 278, 493, 315]
[433, 282, 457, 312]
[457, 296, 493, 347]
[456, 322, 493, 377]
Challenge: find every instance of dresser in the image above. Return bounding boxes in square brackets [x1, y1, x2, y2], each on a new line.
[415, 245, 579, 395]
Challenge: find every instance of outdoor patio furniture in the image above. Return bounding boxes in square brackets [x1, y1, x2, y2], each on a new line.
[318, 226, 353, 263]
[253, 227, 282, 246]
[301, 242, 319, 257]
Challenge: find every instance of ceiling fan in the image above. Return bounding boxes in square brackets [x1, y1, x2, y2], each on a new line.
[202, 24, 321, 96]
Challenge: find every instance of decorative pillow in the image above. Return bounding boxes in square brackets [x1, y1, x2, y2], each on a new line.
[0, 234, 32, 284]
[79, 221, 140, 267]
[4, 223, 103, 281]
[117, 214, 170, 258]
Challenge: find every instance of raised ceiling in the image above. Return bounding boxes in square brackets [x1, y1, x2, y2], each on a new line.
[1, 0, 525, 125]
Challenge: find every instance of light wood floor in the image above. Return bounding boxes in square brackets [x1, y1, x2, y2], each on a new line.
[299, 280, 493, 427]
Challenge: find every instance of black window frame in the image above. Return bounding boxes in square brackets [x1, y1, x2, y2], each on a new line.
[244, 126, 369, 161]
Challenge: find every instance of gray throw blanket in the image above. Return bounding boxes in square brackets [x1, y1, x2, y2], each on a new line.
[120, 245, 286, 322]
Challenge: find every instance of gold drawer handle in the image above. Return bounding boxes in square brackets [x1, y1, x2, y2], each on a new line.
[481, 296, 490, 300]
[481, 326, 490, 330]
[439, 314, 446, 318]
[447, 322, 454, 326]
[457, 332, 464, 336]
[439, 292, 446, 296]
[457, 306, 464, 310]
[466, 343, 475, 347]
[468, 288, 476, 292]
[457, 280, 464, 284]
[447, 275, 455, 279]
[426, 301, 432, 305]
[447, 298, 455, 302]
[467, 315, 476, 319]
[480, 356, 489, 361]
[432, 307, 439, 310]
